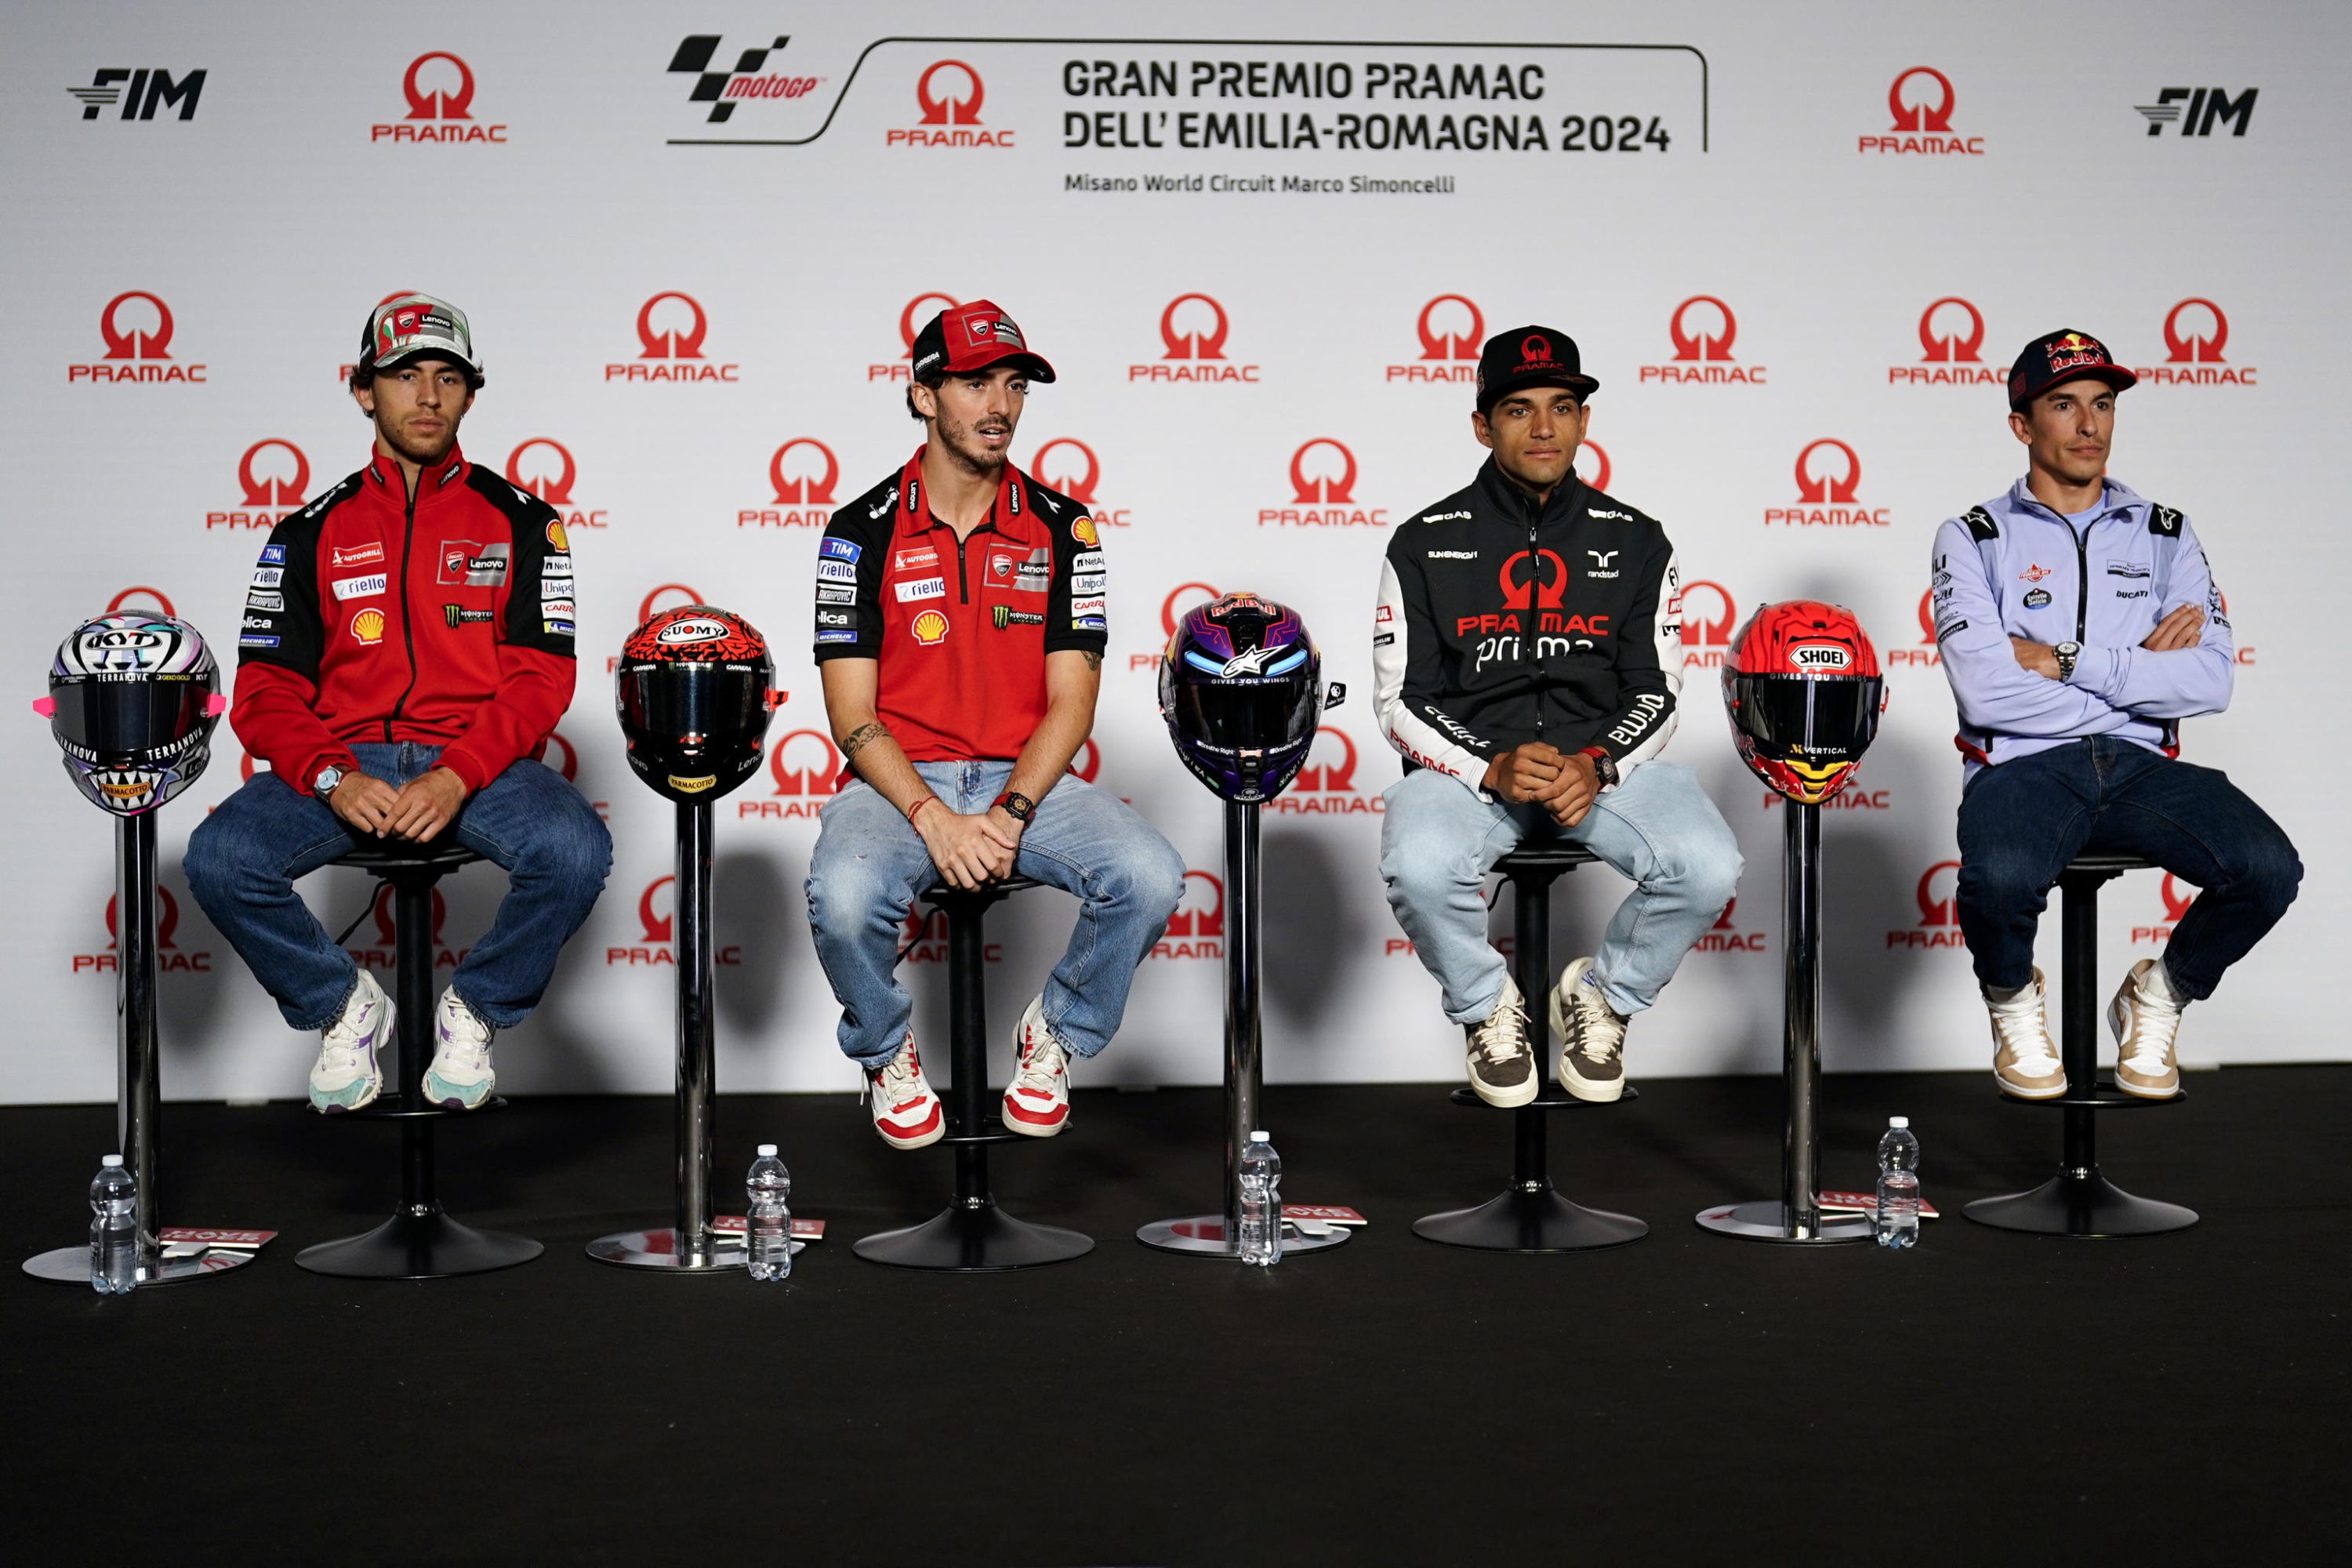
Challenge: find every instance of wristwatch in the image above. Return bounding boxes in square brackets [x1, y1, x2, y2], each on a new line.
[993, 790, 1036, 823]
[312, 764, 347, 801]
[2054, 641, 2080, 682]
[1578, 746, 1620, 789]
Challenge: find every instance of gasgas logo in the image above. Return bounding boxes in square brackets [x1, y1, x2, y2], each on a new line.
[506, 439, 608, 531]
[1152, 869, 1225, 960]
[889, 60, 1012, 148]
[1859, 67, 1982, 155]
[607, 876, 742, 966]
[1639, 296, 1761, 386]
[345, 884, 469, 974]
[871, 292, 959, 381]
[1678, 579, 1736, 669]
[1029, 438, 1132, 529]
[206, 439, 309, 529]
[1693, 896, 1766, 954]
[1268, 727, 1383, 816]
[1385, 295, 1483, 383]
[2132, 875, 2197, 946]
[74, 889, 211, 975]
[1890, 298, 2007, 387]
[740, 725, 841, 820]
[72, 291, 203, 383]
[1132, 295, 1261, 383]
[1766, 440, 1889, 528]
[2134, 299, 2256, 387]
[1888, 860, 1966, 949]
[1889, 589, 1942, 669]
[608, 293, 739, 383]
[1262, 441, 1385, 527]
[741, 438, 838, 528]
[373, 52, 506, 143]
[1134, 581, 1221, 670]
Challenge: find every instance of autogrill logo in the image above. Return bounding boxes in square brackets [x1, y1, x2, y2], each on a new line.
[1888, 861, 1965, 948]
[2135, 299, 2254, 387]
[666, 35, 822, 124]
[1861, 67, 1982, 155]
[1265, 440, 1385, 527]
[1132, 295, 1259, 383]
[871, 292, 959, 381]
[1642, 297, 1760, 385]
[1892, 298, 2006, 386]
[743, 439, 838, 528]
[610, 294, 738, 382]
[891, 60, 1011, 148]
[1767, 441, 1887, 527]
[69, 67, 205, 121]
[375, 53, 505, 143]
[207, 439, 309, 530]
[1386, 295, 1483, 383]
[73, 292, 201, 384]
[2136, 88, 2256, 137]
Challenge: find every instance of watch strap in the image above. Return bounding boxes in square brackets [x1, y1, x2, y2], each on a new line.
[993, 790, 1036, 822]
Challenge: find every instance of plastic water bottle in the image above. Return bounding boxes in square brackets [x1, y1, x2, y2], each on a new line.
[746, 1145, 792, 1282]
[1236, 1131, 1282, 1268]
[90, 1155, 137, 1294]
[1875, 1117, 1921, 1250]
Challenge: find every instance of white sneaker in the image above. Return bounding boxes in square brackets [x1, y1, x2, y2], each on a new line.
[2110, 958, 2184, 1099]
[1552, 958, 1629, 1103]
[309, 970, 394, 1114]
[865, 1036, 945, 1149]
[1004, 996, 1073, 1137]
[1463, 972, 1537, 1108]
[423, 988, 497, 1110]
[1987, 968, 2066, 1099]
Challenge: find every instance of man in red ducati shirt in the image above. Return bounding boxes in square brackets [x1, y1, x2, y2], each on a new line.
[187, 293, 611, 1113]
[804, 301, 1184, 1149]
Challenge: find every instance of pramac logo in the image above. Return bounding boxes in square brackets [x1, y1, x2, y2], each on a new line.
[1887, 861, 1965, 948]
[1768, 440, 1888, 528]
[1679, 580, 1736, 667]
[1265, 440, 1383, 528]
[76, 888, 211, 975]
[1153, 869, 1225, 958]
[1133, 581, 1221, 670]
[1886, 67, 1955, 132]
[1889, 589, 1943, 670]
[506, 439, 575, 504]
[637, 293, 707, 358]
[2138, 299, 2256, 388]
[1290, 439, 1356, 503]
[108, 586, 177, 616]
[404, 52, 475, 119]
[1862, 67, 1980, 155]
[1695, 896, 1766, 953]
[610, 294, 736, 383]
[1030, 438, 1130, 530]
[2133, 875, 2198, 946]
[1134, 296, 1258, 383]
[740, 728, 841, 821]
[744, 438, 838, 528]
[345, 883, 465, 974]
[1161, 294, 1229, 360]
[377, 53, 505, 143]
[75, 292, 201, 384]
[891, 61, 1010, 147]
[869, 292, 958, 381]
[1643, 297, 1760, 385]
[1893, 298, 2004, 387]
[1387, 294, 1483, 384]
[608, 875, 742, 966]
[207, 439, 309, 530]
[1573, 441, 1611, 493]
[1918, 297, 1984, 362]
[1269, 727, 1381, 816]
[1795, 440, 1861, 504]
[102, 292, 174, 359]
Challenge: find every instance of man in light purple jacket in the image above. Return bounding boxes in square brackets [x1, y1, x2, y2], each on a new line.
[1931, 328, 2299, 1102]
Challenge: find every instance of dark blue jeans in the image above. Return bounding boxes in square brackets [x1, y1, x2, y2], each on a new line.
[186, 743, 612, 1030]
[1955, 736, 2300, 1000]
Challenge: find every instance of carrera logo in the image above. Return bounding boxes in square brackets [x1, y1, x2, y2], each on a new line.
[1264, 440, 1385, 527]
[1861, 67, 1981, 155]
[1030, 437, 1131, 529]
[1693, 895, 1766, 954]
[1892, 298, 2005, 387]
[1888, 589, 1942, 668]
[1132, 294, 1259, 383]
[206, 438, 308, 529]
[608, 875, 742, 966]
[2137, 299, 2255, 387]
[870, 291, 959, 381]
[1268, 727, 1381, 816]
[1679, 580, 1736, 667]
[1767, 440, 1888, 527]
[1386, 294, 1483, 383]
[1152, 869, 1225, 959]
[74, 888, 210, 975]
[743, 438, 838, 528]
[375, 53, 506, 143]
[73, 291, 202, 384]
[890, 60, 1011, 147]
[1642, 296, 1759, 385]
[2132, 874, 2198, 946]
[741, 727, 842, 818]
[656, 617, 731, 644]
[1888, 860, 1966, 949]
[665, 34, 822, 126]
[609, 294, 738, 383]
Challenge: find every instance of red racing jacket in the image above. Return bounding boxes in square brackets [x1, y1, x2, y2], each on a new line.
[232, 445, 576, 797]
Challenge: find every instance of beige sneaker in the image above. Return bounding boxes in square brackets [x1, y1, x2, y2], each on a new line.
[1463, 972, 1537, 1108]
[2109, 958, 2184, 1099]
[1987, 969, 2067, 1100]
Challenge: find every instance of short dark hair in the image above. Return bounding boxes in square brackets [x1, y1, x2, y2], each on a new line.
[905, 372, 943, 423]
[350, 355, 485, 396]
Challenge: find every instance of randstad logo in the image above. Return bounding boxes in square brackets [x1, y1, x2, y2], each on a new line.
[74, 888, 211, 975]
[1263, 440, 1385, 528]
[1029, 438, 1131, 529]
[740, 728, 841, 821]
[869, 292, 958, 381]
[1641, 297, 1761, 385]
[1678, 580, 1736, 668]
[374, 52, 506, 143]
[742, 438, 838, 529]
[1152, 869, 1225, 959]
[1767, 440, 1888, 528]
[1888, 589, 1943, 670]
[73, 291, 202, 384]
[2136, 299, 2256, 387]
[1888, 861, 1966, 949]
[608, 875, 742, 966]
[1387, 295, 1483, 383]
[609, 294, 738, 383]
[1860, 67, 1981, 155]
[506, 438, 608, 531]
[1892, 298, 2006, 387]
[1269, 727, 1382, 816]
[1131, 294, 1260, 383]
[1694, 895, 1766, 954]
[2132, 874, 2198, 946]
[206, 439, 308, 530]
[890, 60, 1011, 148]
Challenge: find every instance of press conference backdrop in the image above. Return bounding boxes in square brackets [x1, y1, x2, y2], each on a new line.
[4, 2, 2341, 1103]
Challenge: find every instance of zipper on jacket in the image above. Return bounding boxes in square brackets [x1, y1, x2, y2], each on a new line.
[1529, 499, 1544, 741]
[387, 472, 422, 742]
[2071, 515, 2090, 642]
[954, 530, 969, 604]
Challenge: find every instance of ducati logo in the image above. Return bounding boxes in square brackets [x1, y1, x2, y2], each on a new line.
[1887, 860, 1966, 949]
[1265, 441, 1384, 528]
[1642, 297, 1761, 385]
[1134, 295, 1258, 383]
[376, 53, 506, 143]
[1767, 440, 1888, 528]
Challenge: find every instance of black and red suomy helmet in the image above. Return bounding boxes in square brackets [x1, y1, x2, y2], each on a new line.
[615, 606, 780, 804]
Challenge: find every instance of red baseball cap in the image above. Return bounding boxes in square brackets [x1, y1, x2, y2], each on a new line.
[909, 300, 1055, 383]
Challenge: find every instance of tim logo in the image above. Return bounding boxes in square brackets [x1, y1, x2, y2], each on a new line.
[1573, 442, 1611, 493]
[1679, 580, 1736, 667]
[891, 61, 1009, 147]
[740, 729, 840, 820]
[743, 438, 837, 528]
[1695, 896, 1766, 954]
[376, 53, 504, 143]
[1888, 860, 1965, 949]
[1893, 298, 2004, 387]
[76, 889, 210, 975]
[1266, 441, 1382, 528]
[2140, 299, 2253, 388]
[75, 292, 201, 384]
[346, 884, 465, 975]
[1769, 441, 1888, 528]
[608, 876, 742, 966]
[1644, 298, 1759, 385]
[1030, 438, 1131, 528]
[1134, 296, 1258, 383]
[207, 439, 309, 530]
[612, 295, 736, 383]
[1388, 295, 1482, 383]
[1889, 589, 1942, 669]
[2132, 875, 2198, 945]
[1154, 870, 1225, 958]
[1864, 67, 1981, 155]
[869, 292, 957, 381]
[1269, 728, 1381, 816]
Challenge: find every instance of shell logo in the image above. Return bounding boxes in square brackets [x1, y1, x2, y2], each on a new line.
[911, 609, 949, 645]
[1072, 514, 1099, 547]
[350, 608, 387, 645]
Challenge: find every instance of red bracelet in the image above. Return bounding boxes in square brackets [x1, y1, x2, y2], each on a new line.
[906, 795, 938, 826]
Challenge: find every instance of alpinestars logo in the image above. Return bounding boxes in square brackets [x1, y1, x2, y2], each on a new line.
[667, 35, 822, 124]
[872, 292, 959, 381]
[1642, 297, 1762, 385]
[1030, 438, 1131, 529]
[1386, 296, 1483, 383]
[1268, 727, 1381, 815]
[1767, 441, 1887, 528]
[1860, 67, 1982, 155]
[1891, 298, 2006, 387]
[2136, 88, 2256, 137]
[2135, 299, 2256, 388]
[739, 728, 842, 820]
[208, 439, 309, 530]
[1888, 861, 1965, 949]
[374, 53, 506, 143]
[69, 68, 205, 121]
[891, 60, 1012, 148]
[72, 292, 203, 384]
[742, 440, 838, 528]
[1264, 441, 1385, 527]
[608, 294, 739, 382]
[507, 439, 608, 531]
[1133, 295, 1260, 383]
[1152, 870, 1225, 959]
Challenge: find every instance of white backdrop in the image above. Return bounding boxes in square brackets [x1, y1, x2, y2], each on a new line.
[5, 1, 2343, 1103]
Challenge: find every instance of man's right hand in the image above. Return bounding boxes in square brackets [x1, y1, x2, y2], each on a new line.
[916, 807, 1018, 891]
[2141, 604, 2205, 652]
[326, 771, 401, 837]
[1481, 742, 1566, 804]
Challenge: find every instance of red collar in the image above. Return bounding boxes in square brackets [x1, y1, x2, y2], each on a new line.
[895, 445, 1028, 539]
[364, 444, 470, 498]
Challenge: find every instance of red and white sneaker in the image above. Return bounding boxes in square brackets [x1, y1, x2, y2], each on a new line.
[1004, 996, 1073, 1138]
[864, 1036, 945, 1150]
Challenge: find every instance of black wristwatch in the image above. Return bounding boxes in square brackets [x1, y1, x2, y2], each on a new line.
[2054, 641, 2080, 682]
[1579, 747, 1620, 789]
[993, 790, 1036, 823]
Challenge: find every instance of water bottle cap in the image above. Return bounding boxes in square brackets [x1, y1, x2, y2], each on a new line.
[757, 1144, 777, 1157]
[1889, 1116, 1910, 1128]
[101, 1154, 124, 1167]
[1249, 1131, 1268, 1142]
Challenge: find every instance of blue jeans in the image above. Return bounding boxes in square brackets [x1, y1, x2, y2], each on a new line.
[1957, 735, 2300, 999]
[185, 743, 612, 1030]
[804, 761, 1186, 1067]
[1380, 761, 1744, 1021]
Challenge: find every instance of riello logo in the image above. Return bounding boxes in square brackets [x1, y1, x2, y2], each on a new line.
[608, 293, 739, 382]
[1268, 727, 1382, 816]
[608, 876, 743, 966]
[1887, 589, 1942, 670]
[2134, 299, 2256, 388]
[739, 727, 841, 821]
[374, 52, 506, 143]
[1152, 870, 1225, 960]
[872, 292, 958, 381]
[1133, 580, 1222, 671]
[1888, 860, 1966, 949]
[207, 439, 308, 529]
[741, 438, 839, 528]
[1640, 297, 1762, 386]
[1132, 294, 1261, 384]
[1263, 440, 1385, 527]
[890, 60, 1011, 148]
[1860, 67, 1983, 156]
[506, 439, 608, 531]
[1029, 438, 1132, 529]
[1678, 579, 1736, 669]
[347, 883, 468, 974]
[74, 889, 209, 975]
[1891, 298, 2007, 387]
[1766, 441, 1889, 528]
[1693, 896, 1766, 954]
[72, 291, 203, 383]
[2132, 875, 2198, 946]
[1386, 295, 1483, 383]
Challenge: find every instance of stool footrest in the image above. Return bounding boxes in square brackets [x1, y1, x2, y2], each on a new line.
[341, 1096, 512, 1123]
[2001, 1084, 2185, 1111]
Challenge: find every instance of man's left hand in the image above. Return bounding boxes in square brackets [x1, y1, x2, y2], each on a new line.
[386, 767, 469, 843]
[1537, 752, 1601, 827]
[983, 805, 1028, 854]
[2010, 637, 2061, 680]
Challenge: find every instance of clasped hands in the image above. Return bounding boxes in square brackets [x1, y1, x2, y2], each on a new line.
[1480, 742, 1602, 826]
[916, 802, 1029, 891]
[2009, 603, 2204, 679]
[328, 766, 470, 842]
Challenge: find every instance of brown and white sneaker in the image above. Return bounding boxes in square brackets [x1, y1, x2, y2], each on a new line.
[2109, 958, 2185, 1099]
[1987, 969, 2067, 1100]
[1552, 958, 1628, 1103]
[1463, 972, 1537, 1108]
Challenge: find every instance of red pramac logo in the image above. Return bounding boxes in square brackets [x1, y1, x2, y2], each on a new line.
[1499, 550, 1568, 611]
[506, 439, 575, 504]
[869, 292, 957, 381]
[1419, 295, 1483, 361]
[1769, 441, 1887, 528]
[1795, 440, 1861, 504]
[1160, 294, 1229, 360]
[1135, 580, 1221, 670]
[1887, 67, 1954, 132]
[1573, 441, 1611, 493]
[1270, 727, 1381, 817]
[1679, 580, 1736, 666]
[612, 295, 735, 383]
[608, 876, 741, 966]
[1068, 738, 1102, 783]
[637, 293, 706, 358]
[2133, 875, 2198, 945]
[1888, 860, 1965, 948]
[1289, 439, 1356, 503]
[770, 439, 837, 504]
[79, 888, 210, 974]
[1893, 298, 2004, 387]
[209, 438, 309, 530]
[78, 292, 201, 384]
[1155, 870, 1225, 957]
[1696, 895, 1766, 953]
[101, 291, 173, 359]
[107, 586, 176, 616]
[891, 62, 1009, 147]
[2163, 299, 2227, 363]
[377, 53, 504, 143]
[1134, 296, 1258, 383]
[1889, 588, 1943, 669]
[1862, 67, 1981, 155]
[1030, 438, 1099, 504]
[404, 52, 474, 119]
[344, 883, 463, 973]
[638, 583, 704, 625]
[1267, 441, 1382, 528]
[1644, 298, 1759, 385]
[1918, 298, 1984, 362]
[740, 728, 840, 821]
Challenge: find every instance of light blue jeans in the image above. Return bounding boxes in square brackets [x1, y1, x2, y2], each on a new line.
[804, 760, 1187, 1067]
[1379, 761, 1743, 1021]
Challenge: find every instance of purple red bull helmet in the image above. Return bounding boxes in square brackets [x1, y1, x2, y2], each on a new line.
[1158, 593, 1323, 803]
[40, 612, 223, 815]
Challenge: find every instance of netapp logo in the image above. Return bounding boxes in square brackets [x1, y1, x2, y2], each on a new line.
[69, 68, 205, 121]
[2136, 88, 2256, 137]
[666, 34, 823, 125]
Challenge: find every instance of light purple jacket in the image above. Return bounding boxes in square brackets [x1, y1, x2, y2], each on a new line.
[1931, 477, 2232, 779]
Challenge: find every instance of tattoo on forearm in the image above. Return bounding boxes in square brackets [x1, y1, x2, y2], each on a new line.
[840, 721, 889, 760]
[1082, 650, 1102, 672]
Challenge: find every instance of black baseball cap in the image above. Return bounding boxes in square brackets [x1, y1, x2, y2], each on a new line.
[2008, 328, 2136, 408]
[1475, 326, 1598, 412]
[909, 299, 1055, 384]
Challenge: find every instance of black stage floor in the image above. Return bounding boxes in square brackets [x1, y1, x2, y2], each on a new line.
[5, 1068, 2347, 1564]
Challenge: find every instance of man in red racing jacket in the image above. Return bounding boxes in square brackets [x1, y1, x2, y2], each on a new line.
[187, 293, 611, 1114]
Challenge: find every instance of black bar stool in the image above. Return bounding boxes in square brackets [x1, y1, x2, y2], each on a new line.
[1964, 851, 2198, 1238]
[854, 877, 1094, 1271]
[1414, 844, 1647, 1252]
[296, 837, 544, 1279]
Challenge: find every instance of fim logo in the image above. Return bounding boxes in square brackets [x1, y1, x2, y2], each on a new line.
[1888, 861, 1967, 949]
[1679, 579, 1736, 669]
[69, 67, 205, 121]
[872, 291, 959, 381]
[1694, 897, 1766, 954]
[1640, 296, 1763, 386]
[72, 291, 204, 384]
[1387, 295, 1483, 383]
[346, 884, 468, 975]
[1029, 438, 1131, 528]
[1766, 440, 1888, 528]
[890, 60, 1011, 148]
[608, 877, 742, 966]
[1860, 66, 1983, 156]
[1264, 440, 1386, 528]
[742, 439, 838, 528]
[1268, 728, 1382, 816]
[208, 439, 310, 530]
[2134, 299, 2256, 388]
[506, 439, 607, 530]
[374, 53, 506, 143]
[2132, 876, 2198, 946]
[741, 728, 842, 820]
[1133, 294, 1260, 383]
[1153, 871, 1225, 960]
[2136, 88, 2256, 138]
[76, 890, 211, 975]
[1892, 298, 2006, 387]
[667, 35, 822, 124]
[611, 293, 739, 383]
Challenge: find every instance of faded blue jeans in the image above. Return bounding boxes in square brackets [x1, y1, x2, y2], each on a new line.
[1380, 760, 1743, 1021]
[804, 761, 1186, 1066]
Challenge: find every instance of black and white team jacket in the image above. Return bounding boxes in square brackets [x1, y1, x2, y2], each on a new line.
[1373, 459, 1683, 793]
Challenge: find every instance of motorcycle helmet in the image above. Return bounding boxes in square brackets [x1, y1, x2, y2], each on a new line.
[1721, 600, 1886, 804]
[615, 605, 779, 803]
[39, 612, 223, 815]
[1158, 593, 1322, 803]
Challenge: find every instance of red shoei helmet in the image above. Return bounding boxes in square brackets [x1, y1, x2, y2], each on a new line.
[1721, 601, 1886, 804]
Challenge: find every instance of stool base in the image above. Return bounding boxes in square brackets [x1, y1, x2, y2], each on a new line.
[1414, 1184, 1647, 1253]
[23, 1244, 257, 1287]
[296, 1209, 542, 1279]
[855, 1201, 1092, 1272]
[1693, 1200, 1875, 1244]
[1135, 1214, 1354, 1258]
[1963, 1171, 2198, 1238]
[586, 1228, 750, 1272]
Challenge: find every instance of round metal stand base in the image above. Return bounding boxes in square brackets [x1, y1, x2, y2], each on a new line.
[1962, 1171, 2198, 1238]
[1414, 1185, 1647, 1253]
[585, 1228, 757, 1271]
[1694, 1200, 1877, 1244]
[1135, 1214, 1355, 1258]
[296, 1210, 543, 1279]
[855, 1202, 1093, 1272]
[23, 1244, 259, 1287]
